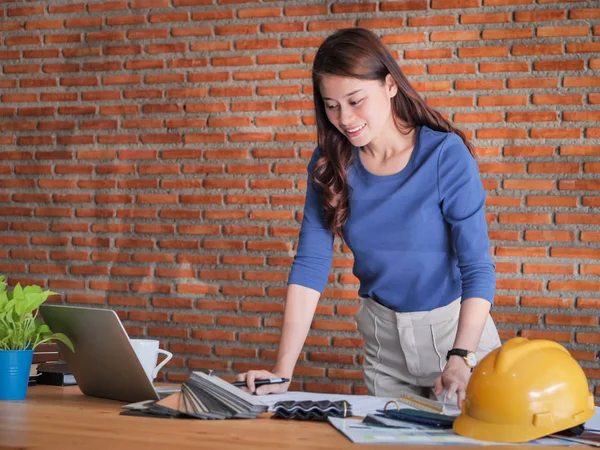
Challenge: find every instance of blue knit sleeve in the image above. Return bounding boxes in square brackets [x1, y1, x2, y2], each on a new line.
[287, 148, 334, 294]
[437, 134, 496, 304]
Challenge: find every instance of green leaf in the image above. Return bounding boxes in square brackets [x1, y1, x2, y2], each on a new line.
[12, 283, 24, 300]
[36, 333, 74, 353]
[23, 288, 46, 315]
[23, 285, 43, 295]
[36, 323, 51, 334]
[5, 299, 16, 322]
[0, 275, 74, 353]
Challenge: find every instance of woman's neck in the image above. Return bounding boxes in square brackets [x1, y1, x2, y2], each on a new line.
[361, 124, 416, 163]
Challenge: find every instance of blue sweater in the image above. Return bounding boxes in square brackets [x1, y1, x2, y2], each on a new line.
[288, 126, 496, 312]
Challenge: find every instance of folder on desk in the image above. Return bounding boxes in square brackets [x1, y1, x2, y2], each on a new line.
[122, 371, 268, 420]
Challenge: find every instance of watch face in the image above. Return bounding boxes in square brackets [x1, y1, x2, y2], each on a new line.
[466, 352, 477, 367]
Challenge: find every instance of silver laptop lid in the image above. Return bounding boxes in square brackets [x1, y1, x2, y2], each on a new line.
[39, 304, 160, 403]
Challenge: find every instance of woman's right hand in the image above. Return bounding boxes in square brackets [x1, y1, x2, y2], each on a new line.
[234, 369, 291, 395]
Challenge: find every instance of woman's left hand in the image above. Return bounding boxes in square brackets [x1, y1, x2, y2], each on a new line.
[433, 356, 471, 408]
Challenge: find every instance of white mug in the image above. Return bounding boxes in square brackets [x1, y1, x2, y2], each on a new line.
[130, 339, 173, 381]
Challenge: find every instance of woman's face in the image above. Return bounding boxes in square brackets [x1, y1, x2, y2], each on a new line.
[319, 74, 398, 148]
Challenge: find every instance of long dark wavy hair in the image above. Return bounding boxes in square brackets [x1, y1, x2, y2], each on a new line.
[312, 27, 474, 239]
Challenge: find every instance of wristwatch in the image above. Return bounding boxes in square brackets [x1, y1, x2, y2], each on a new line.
[446, 348, 477, 371]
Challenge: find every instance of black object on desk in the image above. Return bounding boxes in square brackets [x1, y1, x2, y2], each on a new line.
[231, 377, 289, 388]
[376, 408, 456, 429]
[271, 400, 352, 421]
[36, 361, 77, 386]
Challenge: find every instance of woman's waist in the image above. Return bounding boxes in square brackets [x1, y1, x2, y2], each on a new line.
[360, 294, 461, 326]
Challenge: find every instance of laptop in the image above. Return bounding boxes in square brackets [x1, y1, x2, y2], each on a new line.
[39, 304, 179, 403]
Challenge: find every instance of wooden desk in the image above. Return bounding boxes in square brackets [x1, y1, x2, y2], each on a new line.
[0, 385, 562, 450]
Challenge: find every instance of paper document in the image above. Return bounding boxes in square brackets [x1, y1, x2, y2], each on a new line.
[586, 406, 600, 432]
[328, 418, 583, 446]
[552, 431, 600, 447]
[256, 391, 399, 417]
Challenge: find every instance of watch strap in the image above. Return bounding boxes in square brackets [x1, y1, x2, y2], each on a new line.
[446, 348, 469, 360]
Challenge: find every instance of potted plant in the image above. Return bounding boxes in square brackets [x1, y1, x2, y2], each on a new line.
[0, 275, 74, 400]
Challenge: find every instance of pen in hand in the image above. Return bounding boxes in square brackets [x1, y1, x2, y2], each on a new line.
[232, 377, 290, 388]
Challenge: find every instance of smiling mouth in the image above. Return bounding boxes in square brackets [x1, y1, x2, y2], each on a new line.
[346, 124, 366, 134]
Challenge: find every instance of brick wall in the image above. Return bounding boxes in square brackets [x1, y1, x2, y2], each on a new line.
[0, 0, 598, 400]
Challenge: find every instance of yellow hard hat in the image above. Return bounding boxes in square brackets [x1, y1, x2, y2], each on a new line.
[453, 337, 595, 443]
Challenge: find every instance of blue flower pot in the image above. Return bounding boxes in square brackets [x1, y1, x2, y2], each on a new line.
[0, 350, 34, 400]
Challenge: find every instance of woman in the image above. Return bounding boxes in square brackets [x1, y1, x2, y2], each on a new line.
[236, 27, 501, 407]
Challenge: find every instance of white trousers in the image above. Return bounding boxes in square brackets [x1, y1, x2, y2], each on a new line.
[356, 296, 502, 398]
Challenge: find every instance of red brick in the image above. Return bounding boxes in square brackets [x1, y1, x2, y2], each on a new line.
[551, 248, 600, 259]
[491, 312, 540, 324]
[525, 230, 574, 242]
[66, 294, 105, 305]
[239, 332, 280, 343]
[496, 246, 546, 257]
[499, 213, 551, 224]
[407, 15, 455, 26]
[308, 352, 355, 365]
[241, 301, 283, 313]
[108, 296, 147, 307]
[521, 330, 572, 342]
[561, 145, 600, 156]
[311, 320, 357, 332]
[148, 327, 188, 338]
[526, 197, 578, 208]
[304, 382, 351, 394]
[221, 286, 264, 297]
[215, 346, 257, 358]
[284, 5, 328, 16]
[528, 162, 580, 174]
[577, 298, 600, 308]
[556, 214, 600, 225]
[496, 279, 544, 291]
[358, 18, 405, 28]
[581, 232, 600, 242]
[460, 12, 509, 23]
[548, 281, 600, 291]
[381, 0, 428, 11]
[238, 7, 281, 18]
[546, 315, 598, 326]
[331, 337, 362, 349]
[576, 333, 600, 344]
[521, 296, 573, 308]
[328, 369, 363, 380]
[493, 296, 517, 306]
[507, 78, 557, 89]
